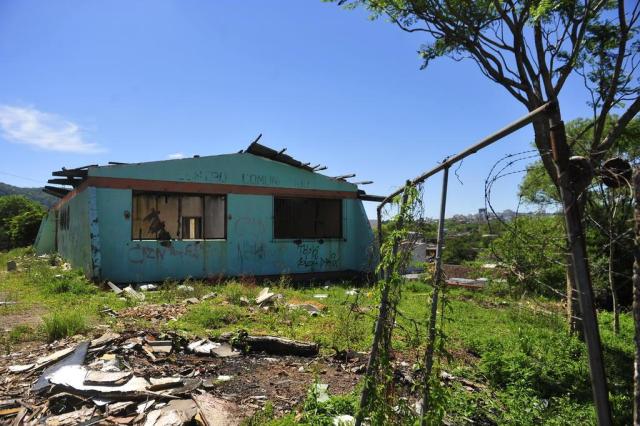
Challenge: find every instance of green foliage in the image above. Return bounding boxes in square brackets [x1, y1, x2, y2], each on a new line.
[42, 311, 88, 342]
[484, 215, 565, 297]
[45, 270, 98, 295]
[180, 303, 246, 329]
[0, 195, 45, 250]
[0, 182, 57, 208]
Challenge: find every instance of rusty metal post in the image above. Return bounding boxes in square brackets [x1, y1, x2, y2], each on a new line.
[633, 167, 640, 425]
[549, 112, 612, 426]
[420, 166, 448, 424]
[376, 204, 384, 280]
[355, 182, 411, 426]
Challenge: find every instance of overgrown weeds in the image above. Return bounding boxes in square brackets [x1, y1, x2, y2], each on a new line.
[42, 311, 88, 342]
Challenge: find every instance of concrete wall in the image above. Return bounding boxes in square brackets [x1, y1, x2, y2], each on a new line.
[97, 189, 375, 283]
[56, 190, 93, 277]
[34, 210, 56, 255]
[36, 152, 376, 283]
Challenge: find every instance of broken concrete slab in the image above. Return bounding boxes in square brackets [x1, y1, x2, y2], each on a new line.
[288, 303, 321, 316]
[107, 281, 123, 294]
[123, 286, 145, 301]
[200, 292, 217, 300]
[147, 340, 173, 353]
[193, 393, 242, 426]
[183, 297, 200, 305]
[255, 287, 275, 305]
[143, 399, 197, 426]
[42, 406, 96, 426]
[187, 340, 240, 357]
[84, 371, 133, 386]
[90, 332, 121, 348]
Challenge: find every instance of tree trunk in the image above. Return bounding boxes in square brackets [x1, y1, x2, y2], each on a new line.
[609, 225, 620, 334]
[548, 109, 612, 425]
[632, 168, 640, 425]
[567, 254, 583, 335]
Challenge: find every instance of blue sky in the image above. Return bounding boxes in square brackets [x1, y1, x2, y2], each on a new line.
[0, 1, 594, 218]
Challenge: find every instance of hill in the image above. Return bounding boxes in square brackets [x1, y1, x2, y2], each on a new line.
[0, 182, 57, 208]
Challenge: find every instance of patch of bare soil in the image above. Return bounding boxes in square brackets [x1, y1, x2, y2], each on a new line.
[0, 303, 46, 333]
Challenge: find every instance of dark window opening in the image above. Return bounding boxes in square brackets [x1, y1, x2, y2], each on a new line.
[274, 197, 342, 239]
[132, 192, 225, 240]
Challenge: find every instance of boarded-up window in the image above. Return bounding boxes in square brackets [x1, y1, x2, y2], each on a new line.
[274, 197, 342, 239]
[132, 192, 226, 240]
[204, 195, 226, 239]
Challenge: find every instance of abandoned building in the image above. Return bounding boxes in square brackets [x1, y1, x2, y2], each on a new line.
[34, 142, 380, 283]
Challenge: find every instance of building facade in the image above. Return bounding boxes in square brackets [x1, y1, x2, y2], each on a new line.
[35, 143, 378, 283]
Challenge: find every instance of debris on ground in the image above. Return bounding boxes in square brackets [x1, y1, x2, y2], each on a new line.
[313, 294, 328, 299]
[137, 284, 158, 292]
[107, 281, 123, 294]
[177, 285, 194, 292]
[1, 329, 358, 424]
[288, 303, 322, 316]
[123, 286, 145, 301]
[255, 287, 275, 305]
[115, 304, 188, 323]
[6, 260, 17, 272]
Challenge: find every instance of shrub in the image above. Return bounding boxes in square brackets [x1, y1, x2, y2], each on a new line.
[42, 311, 88, 342]
[0, 195, 45, 250]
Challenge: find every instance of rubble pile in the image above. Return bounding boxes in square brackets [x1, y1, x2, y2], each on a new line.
[1, 330, 359, 425]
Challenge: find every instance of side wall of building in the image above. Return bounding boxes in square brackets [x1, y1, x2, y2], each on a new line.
[95, 188, 375, 283]
[55, 190, 94, 277]
[34, 210, 57, 255]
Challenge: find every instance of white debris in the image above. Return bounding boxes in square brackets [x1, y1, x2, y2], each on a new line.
[333, 414, 355, 426]
[177, 285, 194, 292]
[255, 287, 275, 305]
[122, 286, 145, 301]
[312, 383, 330, 403]
[313, 294, 328, 299]
[137, 284, 158, 291]
[216, 375, 232, 382]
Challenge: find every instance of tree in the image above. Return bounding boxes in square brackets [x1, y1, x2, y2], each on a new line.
[331, 1, 640, 423]
[521, 117, 639, 333]
[0, 195, 46, 250]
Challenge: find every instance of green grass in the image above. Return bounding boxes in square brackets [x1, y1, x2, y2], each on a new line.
[0, 248, 634, 424]
[42, 310, 88, 342]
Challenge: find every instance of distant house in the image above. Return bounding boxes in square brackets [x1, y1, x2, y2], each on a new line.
[35, 142, 380, 283]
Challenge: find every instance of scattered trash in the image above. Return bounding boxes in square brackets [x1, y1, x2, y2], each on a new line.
[313, 294, 328, 299]
[84, 370, 133, 386]
[177, 285, 194, 292]
[345, 289, 358, 296]
[333, 414, 356, 425]
[201, 292, 217, 300]
[137, 283, 158, 291]
[216, 375, 233, 382]
[107, 281, 123, 294]
[312, 383, 330, 403]
[122, 286, 145, 301]
[146, 340, 173, 354]
[255, 287, 275, 305]
[33, 342, 89, 392]
[144, 398, 198, 426]
[288, 303, 321, 316]
[187, 340, 240, 357]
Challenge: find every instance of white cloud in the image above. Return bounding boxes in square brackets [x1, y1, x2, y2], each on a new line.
[167, 152, 186, 159]
[0, 105, 103, 153]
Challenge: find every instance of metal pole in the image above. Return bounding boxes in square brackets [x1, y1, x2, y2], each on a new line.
[379, 102, 554, 207]
[549, 116, 612, 425]
[420, 167, 448, 424]
[376, 205, 384, 280]
[356, 181, 411, 426]
[633, 167, 640, 426]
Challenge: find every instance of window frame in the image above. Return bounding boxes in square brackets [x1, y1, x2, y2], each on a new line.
[272, 196, 344, 241]
[130, 191, 227, 241]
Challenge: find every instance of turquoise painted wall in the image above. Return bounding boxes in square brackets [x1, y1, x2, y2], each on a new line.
[36, 153, 376, 282]
[34, 210, 56, 255]
[56, 190, 93, 277]
[89, 153, 356, 192]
